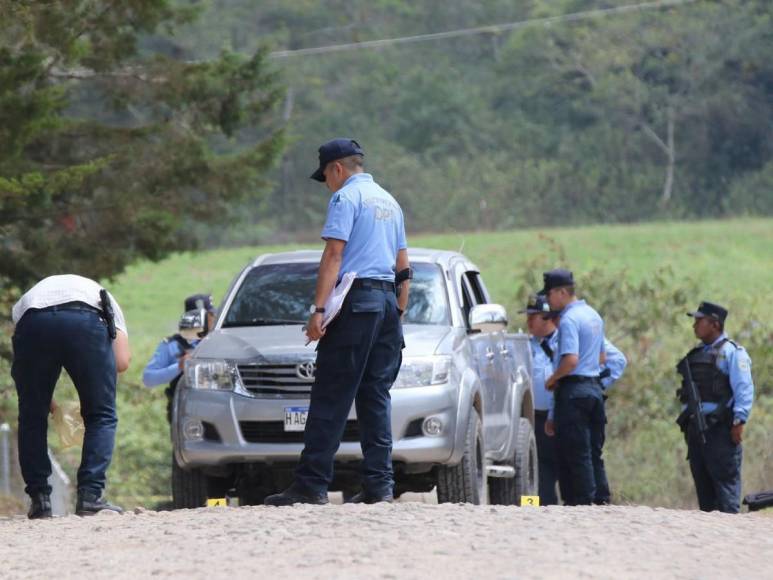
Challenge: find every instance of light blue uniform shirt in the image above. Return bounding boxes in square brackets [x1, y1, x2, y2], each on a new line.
[321, 173, 407, 281]
[601, 338, 627, 390]
[686, 333, 754, 423]
[556, 299, 605, 377]
[142, 337, 199, 387]
[529, 331, 559, 413]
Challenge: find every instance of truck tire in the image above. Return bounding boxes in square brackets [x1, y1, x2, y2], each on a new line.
[172, 458, 208, 509]
[489, 418, 538, 505]
[436, 410, 486, 504]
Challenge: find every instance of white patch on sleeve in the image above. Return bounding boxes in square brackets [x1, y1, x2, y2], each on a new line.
[738, 359, 751, 372]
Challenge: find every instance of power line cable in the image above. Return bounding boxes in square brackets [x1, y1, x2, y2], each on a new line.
[268, 0, 700, 59]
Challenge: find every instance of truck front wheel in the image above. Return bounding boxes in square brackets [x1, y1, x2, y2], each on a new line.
[436, 410, 486, 504]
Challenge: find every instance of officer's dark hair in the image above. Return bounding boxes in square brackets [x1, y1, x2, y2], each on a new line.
[339, 154, 364, 171]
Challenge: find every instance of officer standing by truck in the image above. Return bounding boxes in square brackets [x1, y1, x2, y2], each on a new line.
[11, 274, 131, 518]
[265, 138, 409, 506]
[521, 293, 560, 505]
[543, 269, 605, 506]
[143, 294, 216, 424]
[678, 301, 754, 513]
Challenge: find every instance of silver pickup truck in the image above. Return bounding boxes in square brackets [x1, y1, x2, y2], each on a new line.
[172, 248, 537, 507]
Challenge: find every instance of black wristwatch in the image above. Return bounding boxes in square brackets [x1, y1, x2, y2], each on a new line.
[397, 307, 404, 316]
[309, 305, 325, 315]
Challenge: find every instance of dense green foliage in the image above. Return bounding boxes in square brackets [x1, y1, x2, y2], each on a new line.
[0, 0, 285, 341]
[165, 0, 773, 243]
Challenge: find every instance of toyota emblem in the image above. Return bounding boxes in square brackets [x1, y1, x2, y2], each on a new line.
[296, 361, 316, 381]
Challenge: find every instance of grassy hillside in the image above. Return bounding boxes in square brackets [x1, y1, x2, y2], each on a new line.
[46, 218, 773, 508]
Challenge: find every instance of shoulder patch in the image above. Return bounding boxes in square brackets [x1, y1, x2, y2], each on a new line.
[738, 358, 751, 372]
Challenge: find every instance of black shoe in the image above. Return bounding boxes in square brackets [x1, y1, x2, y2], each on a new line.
[28, 493, 52, 519]
[347, 490, 394, 504]
[76, 490, 124, 516]
[264, 485, 329, 506]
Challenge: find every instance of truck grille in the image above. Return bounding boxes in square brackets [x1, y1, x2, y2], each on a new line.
[237, 363, 314, 397]
[239, 421, 360, 443]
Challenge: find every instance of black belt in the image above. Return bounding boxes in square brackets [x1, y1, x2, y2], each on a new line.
[534, 410, 549, 418]
[559, 375, 601, 385]
[34, 301, 101, 314]
[351, 278, 395, 292]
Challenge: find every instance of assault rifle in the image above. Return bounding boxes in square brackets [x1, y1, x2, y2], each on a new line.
[676, 357, 707, 444]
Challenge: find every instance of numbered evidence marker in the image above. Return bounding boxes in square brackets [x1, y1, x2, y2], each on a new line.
[206, 498, 228, 507]
[520, 495, 540, 507]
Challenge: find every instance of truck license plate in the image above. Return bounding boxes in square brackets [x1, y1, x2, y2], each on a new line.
[284, 407, 308, 432]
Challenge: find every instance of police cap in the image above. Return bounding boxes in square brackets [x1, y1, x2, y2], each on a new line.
[184, 294, 215, 314]
[518, 292, 554, 315]
[540, 268, 574, 294]
[310, 138, 364, 182]
[687, 301, 728, 325]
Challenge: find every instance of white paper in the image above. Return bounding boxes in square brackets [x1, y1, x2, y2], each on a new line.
[322, 271, 357, 329]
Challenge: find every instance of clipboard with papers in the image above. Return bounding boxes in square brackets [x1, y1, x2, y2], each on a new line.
[305, 271, 357, 346]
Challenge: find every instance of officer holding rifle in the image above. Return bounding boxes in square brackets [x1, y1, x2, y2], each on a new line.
[11, 275, 131, 518]
[677, 301, 754, 513]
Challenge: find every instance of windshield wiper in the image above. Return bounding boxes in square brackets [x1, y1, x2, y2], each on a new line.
[222, 318, 304, 327]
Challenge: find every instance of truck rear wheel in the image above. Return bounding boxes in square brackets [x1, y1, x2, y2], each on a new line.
[436, 410, 486, 504]
[489, 418, 538, 505]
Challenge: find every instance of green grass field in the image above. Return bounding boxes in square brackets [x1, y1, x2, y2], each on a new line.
[46, 218, 773, 508]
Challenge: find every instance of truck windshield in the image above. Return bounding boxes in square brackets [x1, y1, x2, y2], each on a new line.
[223, 262, 450, 327]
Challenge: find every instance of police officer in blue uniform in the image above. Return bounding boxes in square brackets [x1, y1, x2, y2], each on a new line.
[265, 138, 409, 506]
[521, 293, 560, 505]
[678, 301, 754, 513]
[143, 294, 216, 424]
[543, 269, 606, 506]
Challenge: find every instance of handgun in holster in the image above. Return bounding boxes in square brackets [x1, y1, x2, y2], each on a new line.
[395, 267, 413, 298]
[99, 289, 117, 339]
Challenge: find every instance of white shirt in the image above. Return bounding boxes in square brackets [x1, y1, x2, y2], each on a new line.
[12, 274, 128, 335]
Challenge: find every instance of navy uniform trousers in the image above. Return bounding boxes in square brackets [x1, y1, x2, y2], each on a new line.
[12, 306, 117, 496]
[554, 377, 606, 505]
[534, 410, 559, 505]
[295, 282, 403, 497]
[687, 421, 742, 513]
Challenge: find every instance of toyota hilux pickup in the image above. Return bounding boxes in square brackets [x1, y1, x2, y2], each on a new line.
[172, 248, 537, 506]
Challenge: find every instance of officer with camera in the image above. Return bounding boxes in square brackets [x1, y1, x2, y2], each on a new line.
[143, 294, 216, 424]
[11, 274, 131, 518]
[678, 301, 754, 513]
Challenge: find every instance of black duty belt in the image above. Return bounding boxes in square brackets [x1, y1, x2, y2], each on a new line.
[34, 301, 101, 314]
[559, 375, 601, 385]
[534, 410, 549, 419]
[352, 278, 396, 292]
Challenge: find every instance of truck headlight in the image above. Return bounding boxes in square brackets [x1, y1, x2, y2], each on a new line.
[185, 359, 241, 390]
[392, 356, 451, 389]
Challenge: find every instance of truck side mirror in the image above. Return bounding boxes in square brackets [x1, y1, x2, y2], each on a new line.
[469, 304, 508, 333]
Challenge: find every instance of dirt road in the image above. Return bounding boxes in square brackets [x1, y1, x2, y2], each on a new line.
[1, 503, 771, 579]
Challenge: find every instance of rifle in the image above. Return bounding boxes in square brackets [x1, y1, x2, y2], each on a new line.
[676, 356, 707, 444]
[99, 289, 117, 340]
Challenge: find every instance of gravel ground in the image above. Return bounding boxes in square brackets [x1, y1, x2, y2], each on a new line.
[1, 503, 771, 579]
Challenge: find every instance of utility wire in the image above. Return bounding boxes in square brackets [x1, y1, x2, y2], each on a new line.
[269, 0, 699, 59]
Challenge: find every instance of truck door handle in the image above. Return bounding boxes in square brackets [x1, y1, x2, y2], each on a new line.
[485, 348, 495, 362]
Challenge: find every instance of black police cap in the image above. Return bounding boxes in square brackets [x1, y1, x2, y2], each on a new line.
[310, 138, 364, 182]
[540, 268, 574, 294]
[518, 292, 553, 315]
[687, 301, 728, 325]
[184, 294, 215, 313]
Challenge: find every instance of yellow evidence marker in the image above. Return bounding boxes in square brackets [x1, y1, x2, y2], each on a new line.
[520, 495, 540, 507]
[206, 498, 228, 507]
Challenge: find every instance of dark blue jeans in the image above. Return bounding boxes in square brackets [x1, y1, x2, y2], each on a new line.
[12, 307, 117, 497]
[535, 411, 559, 505]
[687, 421, 742, 513]
[295, 285, 403, 496]
[592, 397, 610, 504]
[554, 378, 605, 505]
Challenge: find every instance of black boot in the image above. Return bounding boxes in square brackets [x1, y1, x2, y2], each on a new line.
[264, 485, 329, 506]
[76, 489, 123, 516]
[347, 490, 394, 504]
[28, 493, 53, 519]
